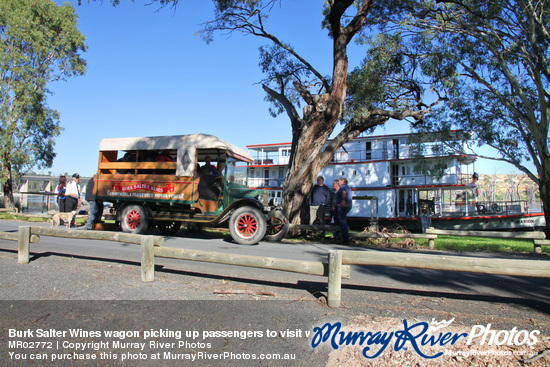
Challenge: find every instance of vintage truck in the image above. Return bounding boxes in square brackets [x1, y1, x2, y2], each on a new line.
[91, 134, 289, 245]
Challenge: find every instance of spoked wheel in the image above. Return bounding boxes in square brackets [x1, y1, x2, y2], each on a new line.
[263, 209, 289, 242]
[121, 204, 149, 234]
[229, 206, 266, 245]
[157, 221, 182, 236]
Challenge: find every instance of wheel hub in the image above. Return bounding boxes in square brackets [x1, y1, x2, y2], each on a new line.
[126, 210, 141, 230]
[237, 214, 257, 238]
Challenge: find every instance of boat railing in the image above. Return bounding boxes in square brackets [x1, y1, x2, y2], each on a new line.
[437, 200, 531, 217]
[249, 145, 470, 165]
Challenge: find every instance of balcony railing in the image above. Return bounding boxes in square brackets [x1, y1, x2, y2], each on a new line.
[248, 177, 284, 188]
[250, 145, 471, 166]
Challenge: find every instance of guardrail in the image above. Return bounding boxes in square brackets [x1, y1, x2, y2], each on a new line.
[425, 228, 546, 253]
[11, 226, 350, 285]
[326, 249, 550, 307]
[16, 226, 164, 264]
[6, 226, 549, 308]
[140, 237, 350, 282]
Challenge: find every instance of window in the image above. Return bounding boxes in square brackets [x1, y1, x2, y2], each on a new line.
[365, 141, 372, 160]
[393, 139, 399, 159]
[382, 141, 388, 159]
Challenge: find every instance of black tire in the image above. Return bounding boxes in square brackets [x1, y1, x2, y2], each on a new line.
[229, 206, 267, 245]
[120, 204, 149, 234]
[157, 221, 182, 236]
[264, 209, 289, 242]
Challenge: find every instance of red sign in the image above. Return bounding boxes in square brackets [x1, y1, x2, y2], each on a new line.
[111, 182, 176, 194]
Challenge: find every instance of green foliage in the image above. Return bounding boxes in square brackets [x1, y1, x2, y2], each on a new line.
[0, 0, 86, 185]
[344, 17, 456, 129]
[360, 0, 549, 185]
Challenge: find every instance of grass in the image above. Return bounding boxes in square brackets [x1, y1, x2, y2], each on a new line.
[0, 211, 88, 225]
[306, 230, 549, 254]
[0, 211, 49, 223]
[386, 235, 549, 254]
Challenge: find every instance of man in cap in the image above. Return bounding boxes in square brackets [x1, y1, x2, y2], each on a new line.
[65, 173, 82, 212]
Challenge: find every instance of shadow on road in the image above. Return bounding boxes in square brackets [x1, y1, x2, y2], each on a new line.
[1, 246, 549, 316]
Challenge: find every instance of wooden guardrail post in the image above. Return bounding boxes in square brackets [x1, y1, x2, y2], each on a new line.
[141, 236, 155, 282]
[327, 250, 343, 308]
[17, 226, 30, 264]
[534, 240, 550, 254]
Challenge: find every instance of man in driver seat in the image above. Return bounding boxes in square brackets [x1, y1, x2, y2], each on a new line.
[200, 156, 219, 177]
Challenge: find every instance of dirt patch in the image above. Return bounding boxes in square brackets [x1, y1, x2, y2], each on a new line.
[325, 315, 550, 366]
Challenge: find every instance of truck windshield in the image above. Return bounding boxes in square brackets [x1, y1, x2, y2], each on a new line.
[226, 157, 248, 186]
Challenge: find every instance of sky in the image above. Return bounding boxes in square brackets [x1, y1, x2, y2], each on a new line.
[43, 0, 525, 177]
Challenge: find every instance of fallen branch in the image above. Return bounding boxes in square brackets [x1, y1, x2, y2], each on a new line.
[213, 289, 277, 297]
[524, 348, 550, 363]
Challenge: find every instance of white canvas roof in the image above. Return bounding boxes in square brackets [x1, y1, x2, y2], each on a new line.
[99, 134, 253, 162]
[99, 134, 252, 177]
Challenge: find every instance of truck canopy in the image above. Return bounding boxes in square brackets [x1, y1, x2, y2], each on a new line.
[99, 133, 253, 177]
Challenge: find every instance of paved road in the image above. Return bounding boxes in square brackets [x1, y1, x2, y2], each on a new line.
[1, 220, 549, 366]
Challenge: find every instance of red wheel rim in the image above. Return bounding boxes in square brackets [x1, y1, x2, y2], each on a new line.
[267, 225, 282, 235]
[126, 210, 141, 230]
[236, 214, 258, 238]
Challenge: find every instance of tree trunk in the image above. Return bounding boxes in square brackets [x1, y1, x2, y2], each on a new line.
[2, 162, 15, 209]
[539, 167, 550, 238]
[282, 116, 338, 225]
[267, 1, 376, 225]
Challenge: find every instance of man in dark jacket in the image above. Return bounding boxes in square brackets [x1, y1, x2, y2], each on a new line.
[336, 177, 353, 245]
[85, 176, 104, 230]
[310, 176, 331, 236]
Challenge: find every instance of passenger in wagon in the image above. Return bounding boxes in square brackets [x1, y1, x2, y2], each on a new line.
[155, 150, 175, 174]
[116, 152, 135, 174]
[200, 156, 219, 177]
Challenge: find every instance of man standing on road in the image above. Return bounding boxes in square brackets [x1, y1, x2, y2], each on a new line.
[336, 177, 352, 245]
[85, 176, 104, 230]
[309, 176, 331, 236]
[65, 173, 82, 212]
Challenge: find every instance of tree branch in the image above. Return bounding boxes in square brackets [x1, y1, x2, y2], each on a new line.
[262, 83, 303, 130]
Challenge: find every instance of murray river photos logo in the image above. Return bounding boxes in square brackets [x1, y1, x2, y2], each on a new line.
[311, 318, 540, 359]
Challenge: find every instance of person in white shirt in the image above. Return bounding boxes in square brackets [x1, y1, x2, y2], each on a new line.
[65, 173, 82, 212]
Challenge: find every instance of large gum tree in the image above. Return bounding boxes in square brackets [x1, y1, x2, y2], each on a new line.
[199, 0, 446, 224]
[0, 0, 86, 208]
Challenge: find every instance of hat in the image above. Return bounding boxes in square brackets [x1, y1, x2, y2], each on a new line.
[72, 173, 80, 178]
